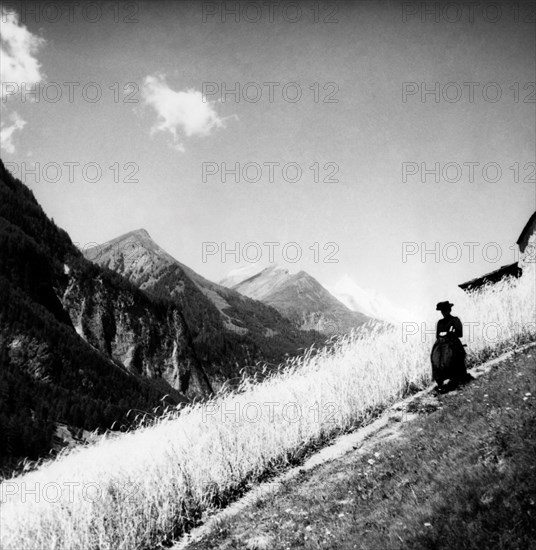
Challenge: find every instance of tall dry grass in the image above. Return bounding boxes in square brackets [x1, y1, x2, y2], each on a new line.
[1, 271, 534, 550]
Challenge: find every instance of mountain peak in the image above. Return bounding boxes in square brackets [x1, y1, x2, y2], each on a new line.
[108, 228, 161, 251]
[228, 265, 371, 334]
[261, 264, 288, 276]
[219, 263, 287, 288]
[102, 228, 155, 248]
[94, 228, 179, 268]
[124, 228, 152, 240]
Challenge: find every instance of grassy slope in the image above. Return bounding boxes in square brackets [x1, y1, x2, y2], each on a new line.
[1, 274, 533, 550]
[186, 347, 536, 550]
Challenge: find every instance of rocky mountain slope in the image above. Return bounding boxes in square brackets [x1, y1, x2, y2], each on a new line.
[0, 159, 209, 471]
[221, 264, 371, 336]
[87, 231, 321, 389]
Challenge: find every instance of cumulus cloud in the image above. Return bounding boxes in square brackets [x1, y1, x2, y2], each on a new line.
[0, 8, 45, 152]
[141, 74, 232, 152]
[1, 111, 26, 153]
[0, 8, 45, 98]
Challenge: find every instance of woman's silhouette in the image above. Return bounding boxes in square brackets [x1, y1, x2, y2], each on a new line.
[431, 301, 471, 392]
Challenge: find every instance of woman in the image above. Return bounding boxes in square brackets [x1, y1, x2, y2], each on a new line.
[431, 301, 470, 392]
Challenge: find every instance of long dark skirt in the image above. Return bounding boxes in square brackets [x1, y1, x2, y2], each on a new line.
[431, 337, 466, 385]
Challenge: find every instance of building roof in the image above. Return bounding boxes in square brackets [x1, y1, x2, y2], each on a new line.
[458, 211, 535, 292]
[516, 211, 536, 251]
[458, 262, 522, 292]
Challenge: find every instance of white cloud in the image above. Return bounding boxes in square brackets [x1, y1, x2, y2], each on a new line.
[0, 8, 45, 99]
[0, 8, 45, 153]
[1, 111, 26, 153]
[141, 74, 232, 152]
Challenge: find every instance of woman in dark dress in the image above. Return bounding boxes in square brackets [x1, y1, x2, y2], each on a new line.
[431, 301, 470, 392]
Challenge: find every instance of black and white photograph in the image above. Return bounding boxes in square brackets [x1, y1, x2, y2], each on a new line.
[0, 1, 535, 548]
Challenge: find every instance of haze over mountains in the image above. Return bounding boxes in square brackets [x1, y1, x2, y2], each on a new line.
[327, 275, 414, 323]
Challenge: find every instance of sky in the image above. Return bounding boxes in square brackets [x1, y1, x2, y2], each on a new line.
[1, 0, 535, 319]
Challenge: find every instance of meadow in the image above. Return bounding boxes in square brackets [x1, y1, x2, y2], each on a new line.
[1, 271, 534, 550]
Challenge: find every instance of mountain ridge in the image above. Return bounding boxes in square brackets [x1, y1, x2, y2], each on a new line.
[87, 231, 323, 390]
[221, 263, 372, 336]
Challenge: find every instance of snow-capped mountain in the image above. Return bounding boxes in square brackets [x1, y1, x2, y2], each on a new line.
[327, 275, 413, 324]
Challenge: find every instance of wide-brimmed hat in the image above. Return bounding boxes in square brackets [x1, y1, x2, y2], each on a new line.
[436, 301, 454, 311]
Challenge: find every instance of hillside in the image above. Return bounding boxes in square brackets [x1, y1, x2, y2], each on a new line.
[0, 160, 209, 472]
[0, 270, 533, 550]
[222, 264, 371, 335]
[88, 231, 322, 388]
[183, 345, 536, 550]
